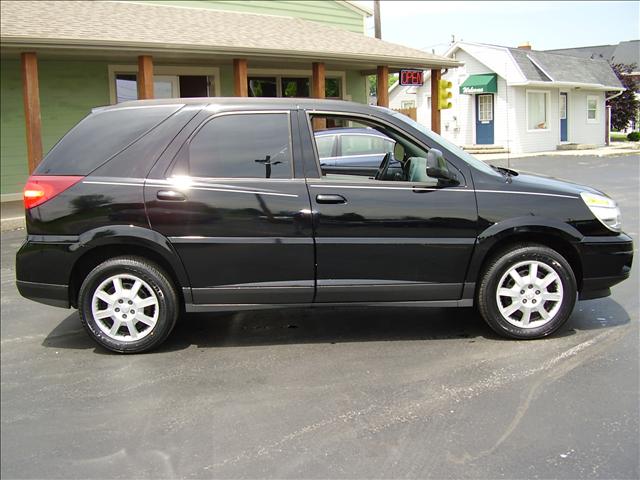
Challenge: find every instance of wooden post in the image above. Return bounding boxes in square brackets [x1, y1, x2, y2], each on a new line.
[431, 69, 441, 134]
[312, 62, 326, 130]
[137, 55, 154, 99]
[233, 58, 248, 97]
[376, 65, 389, 107]
[312, 62, 325, 99]
[21, 52, 43, 173]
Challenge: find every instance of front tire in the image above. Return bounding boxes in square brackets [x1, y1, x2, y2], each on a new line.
[477, 244, 577, 339]
[78, 256, 179, 353]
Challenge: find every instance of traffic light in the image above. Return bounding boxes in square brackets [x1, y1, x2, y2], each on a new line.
[438, 79, 453, 110]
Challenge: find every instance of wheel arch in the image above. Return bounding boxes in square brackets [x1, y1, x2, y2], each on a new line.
[68, 226, 190, 308]
[467, 219, 584, 294]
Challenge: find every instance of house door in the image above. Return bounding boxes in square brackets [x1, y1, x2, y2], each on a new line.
[560, 92, 568, 142]
[475, 94, 494, 144]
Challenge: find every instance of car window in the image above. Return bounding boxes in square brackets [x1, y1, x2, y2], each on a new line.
[188, 113, 292, 179]
[309, 114, 459, 188]
[341, 134, 393, 156]
[315, 135, 335, 158]
[35, 105, 181, 175]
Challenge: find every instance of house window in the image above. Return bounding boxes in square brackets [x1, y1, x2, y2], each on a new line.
[587, 95, 598, 123]
[113, 72, 210, 103]
[527, 91, 548, 130]
[401, 100, 416, 109]
[248, 75, 343, 98]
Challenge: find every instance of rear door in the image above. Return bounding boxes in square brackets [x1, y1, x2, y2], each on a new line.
[145, 110, 315, 305]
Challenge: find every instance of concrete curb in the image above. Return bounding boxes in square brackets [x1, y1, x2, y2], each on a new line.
[1, 217, 25, 232]
[475, 147, 640, 162]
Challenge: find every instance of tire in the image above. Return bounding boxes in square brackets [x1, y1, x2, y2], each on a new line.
[78, 256, 179, 353]
[477, 243, 577, 339]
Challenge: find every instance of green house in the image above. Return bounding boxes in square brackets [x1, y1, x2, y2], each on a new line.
[0, 0, 458, 200]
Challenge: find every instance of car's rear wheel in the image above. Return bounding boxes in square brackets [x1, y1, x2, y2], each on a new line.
[477, 244, 577, 339]
[78, 256, 178, 353]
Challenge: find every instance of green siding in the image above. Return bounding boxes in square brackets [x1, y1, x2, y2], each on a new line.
[0, 60, 109, 195]
[137, 0, 366, 33]
[346, 70, 367, 104]
[0, 60, 27, 196]
[219, 65, 234, 96]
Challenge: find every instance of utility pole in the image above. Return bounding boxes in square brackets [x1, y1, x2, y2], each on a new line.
[374, 0, 381, 39]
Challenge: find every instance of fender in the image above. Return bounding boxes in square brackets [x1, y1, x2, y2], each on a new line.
[70, 225, 191, 287]
[463, 217, 584, 295]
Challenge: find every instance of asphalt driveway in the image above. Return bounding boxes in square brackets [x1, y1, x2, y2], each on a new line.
[1, 154, 638, 479]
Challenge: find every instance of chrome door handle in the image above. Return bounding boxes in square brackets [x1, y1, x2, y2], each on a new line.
[157, 190, 186, 201]
[316, 194, 347, 204]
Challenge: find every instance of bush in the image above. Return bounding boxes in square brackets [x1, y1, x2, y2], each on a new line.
[627, 131, 640, 141]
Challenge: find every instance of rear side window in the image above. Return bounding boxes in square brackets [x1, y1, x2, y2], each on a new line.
[36, 106, 181, 175]
[187, 113, 292, 179]
[315, 135, 335, 159]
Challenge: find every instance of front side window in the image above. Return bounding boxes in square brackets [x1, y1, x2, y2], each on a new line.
[187, 113, 292, 179]
[587, 95, 598, 122]
[309, 114, 459, 187]
[527, 91, 548, 130]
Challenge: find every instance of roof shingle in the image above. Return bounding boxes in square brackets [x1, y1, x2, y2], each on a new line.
[0, 1, 459, 69]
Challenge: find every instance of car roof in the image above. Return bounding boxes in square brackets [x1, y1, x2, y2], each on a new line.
[96, 97, 380, 113]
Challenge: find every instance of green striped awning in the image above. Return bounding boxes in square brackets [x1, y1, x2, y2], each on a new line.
[459, 74, 497, 94]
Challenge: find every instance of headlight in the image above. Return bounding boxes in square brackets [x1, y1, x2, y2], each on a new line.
[580, 192, 622, 232]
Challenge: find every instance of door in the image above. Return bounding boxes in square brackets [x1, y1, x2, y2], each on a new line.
[475, 94, 494, 145]
[145, 110, 315, 304]
[560, 92, 568, 142]
[304, 111, 478, 303]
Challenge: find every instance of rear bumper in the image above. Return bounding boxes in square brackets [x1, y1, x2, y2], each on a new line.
[578, 233, 633, 300]
[16, 280, 69, 308]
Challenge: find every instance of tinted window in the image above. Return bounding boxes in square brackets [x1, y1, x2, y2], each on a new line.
[36, 106, 181, 175]
[188, 113, 292, 179]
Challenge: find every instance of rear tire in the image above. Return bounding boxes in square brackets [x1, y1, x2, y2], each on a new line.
[78, 256, 179, 353]
[477, 244, 577, 339]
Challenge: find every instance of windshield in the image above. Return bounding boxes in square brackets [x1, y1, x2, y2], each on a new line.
[389, 111, 500, 176]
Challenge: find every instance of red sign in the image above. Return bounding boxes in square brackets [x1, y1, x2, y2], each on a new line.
[400, 69, 424, 86]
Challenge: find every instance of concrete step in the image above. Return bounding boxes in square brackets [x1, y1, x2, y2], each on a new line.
[556, 143, 598, 151]
[462, 145, 509, 154]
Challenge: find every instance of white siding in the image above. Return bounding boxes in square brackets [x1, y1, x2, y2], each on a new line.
[440, 50, 510, 147]
[567, 90, 606, 145]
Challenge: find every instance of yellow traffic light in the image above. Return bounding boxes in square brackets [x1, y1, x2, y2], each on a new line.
[438, 79, 453, 110]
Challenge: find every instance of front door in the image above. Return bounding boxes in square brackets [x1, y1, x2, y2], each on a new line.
[145, 110, 315, 305]
[560, 92, 568, 142]
[475, 94, 494, 145]
[304, 111, 478, 303]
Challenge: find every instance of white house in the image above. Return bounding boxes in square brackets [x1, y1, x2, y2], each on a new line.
[389, 42, 624, 154]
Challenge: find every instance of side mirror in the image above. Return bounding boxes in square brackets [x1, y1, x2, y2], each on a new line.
[426, 149, 458, 184]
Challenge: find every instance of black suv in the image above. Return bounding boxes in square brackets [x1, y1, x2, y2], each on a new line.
[17, 98, 633, 353]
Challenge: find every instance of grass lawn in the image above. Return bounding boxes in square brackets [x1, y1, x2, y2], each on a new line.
[610, 132, 629, 142]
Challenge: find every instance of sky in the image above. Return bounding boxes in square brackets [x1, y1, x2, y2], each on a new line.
[355, 1, 640, 53]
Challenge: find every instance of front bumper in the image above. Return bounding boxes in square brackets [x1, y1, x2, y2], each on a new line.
[578, 233, 633, 300]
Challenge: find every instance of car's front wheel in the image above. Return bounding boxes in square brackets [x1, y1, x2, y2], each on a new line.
[477, 244, 577, 339]
[78, 256, 179, 353]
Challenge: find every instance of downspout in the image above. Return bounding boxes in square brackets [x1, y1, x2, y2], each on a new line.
[604, 90, 624, 146]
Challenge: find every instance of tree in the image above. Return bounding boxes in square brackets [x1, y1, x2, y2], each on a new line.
[368, 73, 399, 96]
[608, 63, 639, 131]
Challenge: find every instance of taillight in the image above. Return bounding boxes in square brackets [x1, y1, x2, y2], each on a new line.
[23, 175, 84, 209]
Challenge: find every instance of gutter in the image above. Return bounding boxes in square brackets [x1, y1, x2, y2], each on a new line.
[0, 37, 462, 69]
[509, 80, 624, 91]
[605, 90, 624, 102]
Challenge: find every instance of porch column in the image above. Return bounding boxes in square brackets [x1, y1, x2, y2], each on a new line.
[21, 52, 43, 173]
[312, 62, 325, 99]
[233, 58, 248, 97]
[137, 55, 154, 99]
[430, 68, 441, 134]
[312, 62, 327, 129]
[376, 65, 389, 107]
